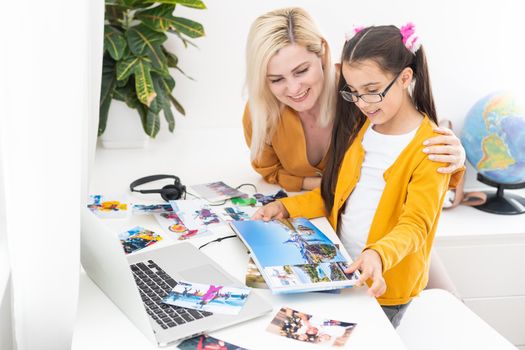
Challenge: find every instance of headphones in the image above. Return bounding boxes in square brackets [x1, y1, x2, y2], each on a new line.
[129, 175, 186, 202]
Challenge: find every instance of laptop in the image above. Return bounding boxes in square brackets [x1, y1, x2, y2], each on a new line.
[80, 208, 272, 347]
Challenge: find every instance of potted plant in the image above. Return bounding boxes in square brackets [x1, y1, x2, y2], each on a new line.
[99, 0, 206, 144]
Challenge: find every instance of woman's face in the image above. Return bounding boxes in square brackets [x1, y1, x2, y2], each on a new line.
[266, 44, 324, 113]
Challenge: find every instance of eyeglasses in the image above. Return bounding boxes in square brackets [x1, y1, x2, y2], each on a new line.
[339, 72, 401, 104]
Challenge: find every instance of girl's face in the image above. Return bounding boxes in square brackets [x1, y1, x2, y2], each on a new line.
[341, 59, 407, 128]
[266, 44, 325, 113]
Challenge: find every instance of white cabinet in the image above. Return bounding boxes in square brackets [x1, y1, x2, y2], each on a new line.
[435, 195, 525, 348]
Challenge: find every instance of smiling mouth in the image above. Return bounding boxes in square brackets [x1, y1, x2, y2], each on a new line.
[289, 89, 310, 102]
[365, 109, 380, 117]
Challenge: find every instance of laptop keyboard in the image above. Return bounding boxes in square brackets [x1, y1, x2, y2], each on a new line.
[130, 260, 213, 329]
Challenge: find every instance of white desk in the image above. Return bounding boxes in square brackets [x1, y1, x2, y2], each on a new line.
[73, 128, 407, 349]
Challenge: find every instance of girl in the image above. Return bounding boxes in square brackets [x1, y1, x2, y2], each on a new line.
[254, 23, 451, 328]
[243, 7, 465, 191]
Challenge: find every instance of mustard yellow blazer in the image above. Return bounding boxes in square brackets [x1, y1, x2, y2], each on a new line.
[280, 117, 452, 306]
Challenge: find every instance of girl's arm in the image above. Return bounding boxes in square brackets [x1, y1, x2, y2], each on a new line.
[252, 188, 326, 221]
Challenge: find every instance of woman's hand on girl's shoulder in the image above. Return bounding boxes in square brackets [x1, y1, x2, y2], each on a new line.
[252, 201, 290, 221]
[422, 126, 466, 174]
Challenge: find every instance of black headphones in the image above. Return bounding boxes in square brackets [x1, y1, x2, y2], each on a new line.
[129, 175, 186, 202]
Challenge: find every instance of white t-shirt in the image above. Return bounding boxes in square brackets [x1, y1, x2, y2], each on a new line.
[339, 124, 417, 260]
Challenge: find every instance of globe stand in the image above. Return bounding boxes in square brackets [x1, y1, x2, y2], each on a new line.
[474, 173, 525, 215]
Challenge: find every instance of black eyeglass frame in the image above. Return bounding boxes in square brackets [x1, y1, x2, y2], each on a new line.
[339, 72, 402, 104]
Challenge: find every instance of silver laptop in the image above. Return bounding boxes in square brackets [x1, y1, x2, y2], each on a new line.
[80, 208, 272, 347]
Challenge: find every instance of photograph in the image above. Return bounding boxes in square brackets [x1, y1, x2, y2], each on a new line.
[170, 199, 222, 228]
[245, 258, 268, 289]
[177, 334, 247, 350]
[87, 194, 129, 218]
[267, 307, 357, 347]
[189, 181, 246, 202]
[132, 203, 173, 214]
[265, 266, 300, 287]
[154, 212, 210, 240]
[219, 206, 256, 222]
[163, 281, 250, 315]
[118, 226, 162, 254]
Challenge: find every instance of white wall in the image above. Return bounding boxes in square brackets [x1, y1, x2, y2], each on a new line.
[161, 0, 525, 134]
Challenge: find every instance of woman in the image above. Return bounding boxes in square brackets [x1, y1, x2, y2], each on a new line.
[243, 7, 465, 192]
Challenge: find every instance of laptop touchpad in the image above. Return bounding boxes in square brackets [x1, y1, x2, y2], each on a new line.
[178, 264, 237, 286]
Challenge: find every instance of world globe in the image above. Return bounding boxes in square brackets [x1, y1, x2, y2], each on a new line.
[461, 91, 525, 185]
[460, 91, 525, 214]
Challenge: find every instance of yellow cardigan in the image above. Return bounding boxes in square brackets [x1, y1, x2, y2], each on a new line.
[242, 103, 327, 191]
[280, 117, 451, 306]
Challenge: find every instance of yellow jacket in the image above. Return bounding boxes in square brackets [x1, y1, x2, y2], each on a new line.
[280, 117, 451, 305]
[243, 104, 327, 191]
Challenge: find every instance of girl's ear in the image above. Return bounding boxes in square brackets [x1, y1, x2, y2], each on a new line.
[400, 67, 414, 89]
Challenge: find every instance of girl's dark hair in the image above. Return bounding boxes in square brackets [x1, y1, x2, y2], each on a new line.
[321, 25, 437, 215]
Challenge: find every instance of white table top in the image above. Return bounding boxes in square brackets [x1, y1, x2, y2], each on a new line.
[74, 128, 408, 349]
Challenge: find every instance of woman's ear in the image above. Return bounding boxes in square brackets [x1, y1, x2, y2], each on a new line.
[400, 67, 414, 88]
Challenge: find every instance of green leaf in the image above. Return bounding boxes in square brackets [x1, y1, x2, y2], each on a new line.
[104, 25, 127, 60]
[145, 0, 206, 9]
[99, 56, 117, 136]
[116, 56, 140, 81]
[153, 74, 175, 131]
[145, 43, 168, 72]
[135, 4, 176, 32]
[169, 94, 185, 115]
[133, 59, 156, 106]
[168, 29, 198, 48]
[161, 47, 178, 67]
[170, 17, 205, 38]
[127, 24, 167, 56]
[105, 4, 126, 22]
[145, 108, 161, 137]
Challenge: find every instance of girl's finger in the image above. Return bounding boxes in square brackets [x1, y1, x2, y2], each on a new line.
[344, 259, 361, 274]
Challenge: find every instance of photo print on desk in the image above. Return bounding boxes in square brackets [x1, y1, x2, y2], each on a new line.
[170, 199, 222, 228]
[119, 226, 162, 254]
[163, 281, 251, 315]
[219, 205, 257, 222]
[132, 203, 173, 215]
[177, 334, 247, 350]
[267, 307, 357, 347]
[153, 212, 212, 241]
[189, 181, 246, 202]
[87, 194, 129, 218]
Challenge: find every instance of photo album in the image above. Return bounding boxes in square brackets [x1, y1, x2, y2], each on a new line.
[230, 218, 359, 294]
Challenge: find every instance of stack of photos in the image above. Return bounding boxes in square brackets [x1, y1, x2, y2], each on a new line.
[118, 226, 162, 254]
[189, 181, 246, 202]
[87, 194, 129, 218]
[177, 335, 247, 350]
[231, 218, 359, 293]
[267, 307, 357, 347]
[163, 281, 250, 315]
[245, 257, 268, 289]
[132, 203, 173, 215]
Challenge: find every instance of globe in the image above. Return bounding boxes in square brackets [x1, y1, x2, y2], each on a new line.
[461, 91, 525, 185]
[460, 91, 525, 214]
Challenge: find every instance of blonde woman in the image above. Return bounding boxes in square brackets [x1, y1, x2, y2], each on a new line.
[243, 7, 465, 192]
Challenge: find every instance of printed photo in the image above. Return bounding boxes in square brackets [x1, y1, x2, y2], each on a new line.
[154, 212, 211, 241]
[163, 281, 250, 315]
[292, 264, 331, 284]
[245, 258, 268, 289]
[335, 262, 359, 281]
[119, 226, 162, 254]
[267, 307, 357, 347]
[219, 206, 257, 222]
[87, 194, 129, 218]
[170, 199, 222, 229]
[132, 203, 173, 214]
[265, 266, 300, 287]
[189, 181, 246, 202]
[177, 334, 247, 350]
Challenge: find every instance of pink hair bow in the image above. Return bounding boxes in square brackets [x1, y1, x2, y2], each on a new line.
[400, 22, 421, 54]
[345, 25, 364, 42]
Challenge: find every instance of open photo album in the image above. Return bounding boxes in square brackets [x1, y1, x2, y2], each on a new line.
[230, 218, 359, 294]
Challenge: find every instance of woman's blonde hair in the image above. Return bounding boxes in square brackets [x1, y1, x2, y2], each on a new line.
[245, 7, 336, 161]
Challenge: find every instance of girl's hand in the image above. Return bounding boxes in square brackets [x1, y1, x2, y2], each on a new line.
[345, 249, 386, 298]
[423, 127, 466, 174]
[252, 201, 289, 221]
